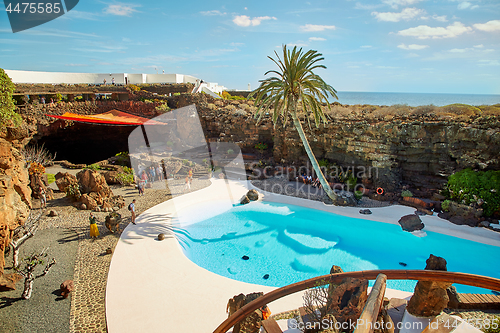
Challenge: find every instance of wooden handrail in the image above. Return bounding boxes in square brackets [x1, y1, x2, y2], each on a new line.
[213, 270, 500, 333]
[354, 274, 387, 333]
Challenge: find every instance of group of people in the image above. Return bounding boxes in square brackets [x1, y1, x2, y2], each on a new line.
[87, 199, 136, 239]
[296, 174, 322, 188]
[136, 164, 167, 196]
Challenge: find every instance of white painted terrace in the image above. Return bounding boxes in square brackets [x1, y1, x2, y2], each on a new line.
[106, 179, 500, 333]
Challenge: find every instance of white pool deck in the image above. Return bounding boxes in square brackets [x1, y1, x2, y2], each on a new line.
[106, 179, 500, 333]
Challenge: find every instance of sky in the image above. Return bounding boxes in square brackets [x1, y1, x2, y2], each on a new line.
[0, 0, 499, 94]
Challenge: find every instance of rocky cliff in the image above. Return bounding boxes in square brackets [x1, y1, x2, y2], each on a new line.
[0, 124, 33, 286]
[19, 93, 500, 197]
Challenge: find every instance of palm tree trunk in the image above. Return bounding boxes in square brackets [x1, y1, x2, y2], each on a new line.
[291, 112, 338, 202]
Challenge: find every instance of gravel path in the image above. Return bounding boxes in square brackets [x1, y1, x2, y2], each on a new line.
[1, 174, 211, 333]
[0, 228, 78, 333]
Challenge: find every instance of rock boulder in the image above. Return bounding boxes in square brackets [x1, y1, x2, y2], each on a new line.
[398, 214, 424, 232]
[406, 255, 452, 317]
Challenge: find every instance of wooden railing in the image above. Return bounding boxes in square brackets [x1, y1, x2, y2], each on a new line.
[354, 274, 387, 333]
[213, 270, 500, 333]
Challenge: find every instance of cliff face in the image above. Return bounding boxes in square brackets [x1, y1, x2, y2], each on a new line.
[22, 94, 500, 197]
[0, 125, 32, 279]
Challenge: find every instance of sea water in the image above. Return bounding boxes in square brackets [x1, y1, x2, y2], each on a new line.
[335, 91, 500, 107]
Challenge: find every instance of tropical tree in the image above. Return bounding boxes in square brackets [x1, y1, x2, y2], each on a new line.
[251, 45, 353, 205]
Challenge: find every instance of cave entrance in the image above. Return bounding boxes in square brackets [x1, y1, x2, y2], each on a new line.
[32, 122, 136, 165]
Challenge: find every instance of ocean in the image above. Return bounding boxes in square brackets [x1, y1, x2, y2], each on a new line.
[335, 91, 500, 107]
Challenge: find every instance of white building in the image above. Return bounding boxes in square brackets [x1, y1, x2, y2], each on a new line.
[4, 69, 227, 96]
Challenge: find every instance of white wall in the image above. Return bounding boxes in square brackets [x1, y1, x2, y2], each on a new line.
[146, 74, 178, 84]
[127, 74, 146, 84]
[4, 69, 227, 94]
[4, 70, 128, 84]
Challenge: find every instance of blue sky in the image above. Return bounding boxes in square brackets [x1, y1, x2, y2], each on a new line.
[1, 0, 499, 94]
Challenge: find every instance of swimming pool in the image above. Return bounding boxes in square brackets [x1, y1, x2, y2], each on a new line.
[175, 201, 500, 293]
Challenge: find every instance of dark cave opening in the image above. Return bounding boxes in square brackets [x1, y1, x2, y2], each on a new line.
[33, 122, 136, 164]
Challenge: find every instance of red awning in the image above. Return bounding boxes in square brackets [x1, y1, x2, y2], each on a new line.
[46, 110, 166, 125]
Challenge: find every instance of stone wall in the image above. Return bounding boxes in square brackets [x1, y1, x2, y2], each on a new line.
[18, 93, 500, 196]
[0, 124, 33, 281]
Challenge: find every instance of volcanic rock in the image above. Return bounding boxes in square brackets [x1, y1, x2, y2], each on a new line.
[406, 255, 451, 317]
[398, 214, 425, 232]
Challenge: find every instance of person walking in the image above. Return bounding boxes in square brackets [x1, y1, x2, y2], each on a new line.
[89, 213, 99, 238]
[128, 199, 137, 224]
[184, 176, 191, 192]
[39, 187, 46, 209]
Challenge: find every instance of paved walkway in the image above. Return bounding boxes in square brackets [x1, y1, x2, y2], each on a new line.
[106, 179, 500, 333]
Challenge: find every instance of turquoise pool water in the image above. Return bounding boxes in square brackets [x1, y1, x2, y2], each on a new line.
[175, 202, 500, 293]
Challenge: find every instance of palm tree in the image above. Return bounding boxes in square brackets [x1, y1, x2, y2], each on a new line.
[251, 45, 349, 204]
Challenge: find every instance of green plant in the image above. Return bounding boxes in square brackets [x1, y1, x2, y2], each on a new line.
[255, 142, 268, 152]
[122, 166, 133, 175]
[173, 92, 181, 96]
[65, 183, 81, 201]
[354, 190, 363, 201]
[401, 190, 413, 198]
[227, 149, 234, 155]
[318, 159, 329, 168]
[345, 174, 357, 190]
[155, 103, 171, 113]
[116, 172, 134, 185]
[55, 93, 63, 102]
[46, 173, 55, 184]
[442, 200, 451, 212]
[128, 84, 141, 91]
[0, 68, 21, 127]
[84, 163, 101, 171]
[250, 46, 341, 203]
[446, 168, 500, 216]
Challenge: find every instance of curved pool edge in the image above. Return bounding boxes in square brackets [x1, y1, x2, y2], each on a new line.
[105, 179, 497, 333]
[246, 181, 500, 247]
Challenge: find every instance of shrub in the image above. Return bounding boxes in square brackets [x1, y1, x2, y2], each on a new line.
[483, 316, 500, 333]
[255, 142, 268, 152]
[318, 159, 329, 168]
[84, 163, 101, 171]
[155, 103, 171, 113]
[28, 162, 45, 175]
[65, 183, 81, 201]
[442, 200, 451, 212]
[116, 172, 134, 185]
[354, 190, 363, 201]
[401, 190, 413, 198]
[0, 68, 21, 127]
[128, 84, 141, 91]
[446, 168, 500, 216]
[46, 173, 55, 184]
[21, 143, 56, 166]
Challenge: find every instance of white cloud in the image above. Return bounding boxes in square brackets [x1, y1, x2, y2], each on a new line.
[474, 44, 484, 48]
[473, 20, 500, 32]
[397, 43, 429, 50]
[360, 45, 372, 48]
[382, 0, 423, 9]
[478, 60, 500, 66]
[354, 2, 382, 10]
[376, 65, 399, 69]
[300, 24, 336, 32]
[458, 1, 471, 9]
[104, 4, 139, 16]
[372, 7, 425, 22]
[432, 15, 448, 22]
[233, 15, 277, 27]
[397, 22, 472, 39]
[200, 10, 226, 16]
[449, 48, 472, 53]
[289, 41, 308, 47]
[309, 37, 327, 41]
